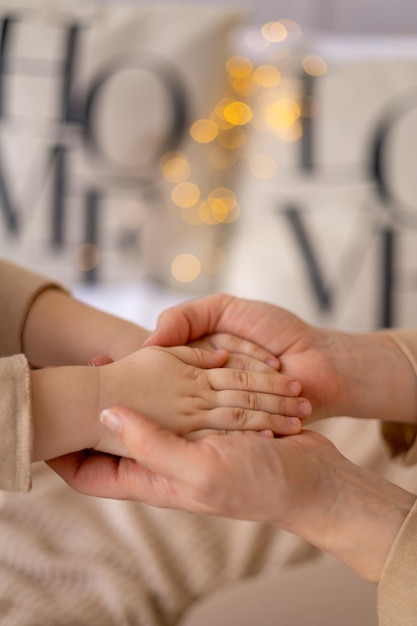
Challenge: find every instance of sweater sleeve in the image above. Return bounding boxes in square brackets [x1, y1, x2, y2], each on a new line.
[0, 259, 68, 491]
[0, 354, 32, 491]
[380, 329, 417, 466]
[377, 329, 417, 624]
[0, 258, 67, 357]
[378, 498, 417, 625]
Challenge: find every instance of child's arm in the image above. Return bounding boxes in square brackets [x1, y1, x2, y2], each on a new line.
[31, 346, 310, 462]
[22, 288, 149, 368]
[23, 288, 281, 372]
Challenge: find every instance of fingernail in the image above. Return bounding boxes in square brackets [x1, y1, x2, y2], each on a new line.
[258, 429, 275, 438]
[299, 400, 311, 417]
[100, 409, 122, 435]
[286, 417, 301, 427]
[289, 380, 301, 395]
[266, 357, 280, 368]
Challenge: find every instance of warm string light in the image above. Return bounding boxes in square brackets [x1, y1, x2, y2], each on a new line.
[157, 19, 326, 285]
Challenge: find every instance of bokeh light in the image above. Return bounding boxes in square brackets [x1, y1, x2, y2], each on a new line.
[171, 182, 200, 208]
[225, 55, 253, 78]
[190, 118, 219, 143]
[202, 187, 241, 224]
[160, 151, 190, 183]
[171, 253, 201, 283]
[253, 64, 281, 88]
[261, 21, 287, 43]
[280, 19, 302, 40]
[223, 101, 252, 126]
[231, 74, 259, 97]
[302, 55, 327, 76]
[264, 98, 301, 129]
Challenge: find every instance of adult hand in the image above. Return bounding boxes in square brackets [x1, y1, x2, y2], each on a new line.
[144, 294, 417, 423]
[49, 406, 335, 523]
[48, 405, 416, 584]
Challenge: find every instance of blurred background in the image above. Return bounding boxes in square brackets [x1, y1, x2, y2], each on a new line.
[1, 0, 416, 332]
[1, 2, 416, 624]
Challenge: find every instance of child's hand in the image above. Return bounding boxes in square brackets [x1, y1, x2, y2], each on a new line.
[95, 346, 311, 454]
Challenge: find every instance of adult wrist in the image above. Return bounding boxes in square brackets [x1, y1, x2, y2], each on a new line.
[325, 329, 417, 423]
[281, 451, 416, 583]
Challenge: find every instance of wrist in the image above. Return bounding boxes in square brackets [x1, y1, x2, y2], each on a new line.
[93, 357, 142, 457]
[321, 329, 417, 422]
[31, 365, 100, 461]
[280, 447, 415, 582]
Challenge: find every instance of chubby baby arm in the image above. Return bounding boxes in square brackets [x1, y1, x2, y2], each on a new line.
[95, 345, 311, 454]
[30, 365, 130, 462]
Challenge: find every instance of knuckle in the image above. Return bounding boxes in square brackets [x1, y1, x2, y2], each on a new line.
[188, 365, 206, 385]
[231, 407, 249, 428]
[276, 396, 287, 415]
[235, 369, 250, 388]
[247, 391, 261, 411]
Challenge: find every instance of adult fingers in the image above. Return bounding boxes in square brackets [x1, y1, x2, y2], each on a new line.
[191, 333, 280, 370]
[220, 353, 278, 373]
[144, 293, 231, 347]
[162, 345, 229, 369]
[48, 448, 176, 504]
[100, 406, 203, 481]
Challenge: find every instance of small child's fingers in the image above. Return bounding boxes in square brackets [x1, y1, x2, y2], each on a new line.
[211, 391, 311, 421]
[191, 333, 280, 369]
[193, 408, 304, 436]
[207, 368, 301, 398]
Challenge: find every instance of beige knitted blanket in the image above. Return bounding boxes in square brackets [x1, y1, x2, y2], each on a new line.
[0, 463, 316, 626]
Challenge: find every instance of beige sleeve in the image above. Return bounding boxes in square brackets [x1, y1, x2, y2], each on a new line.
[0, 259, 67, 491]
[378, 498, 417, 625]
[0, 258, 67, 357]
[0, 354, 32, 491]
[380, 329, 417, 465]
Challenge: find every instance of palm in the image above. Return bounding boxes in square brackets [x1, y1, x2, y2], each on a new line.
[218, 298, 342, 421]
[151, 294, 343, 421]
